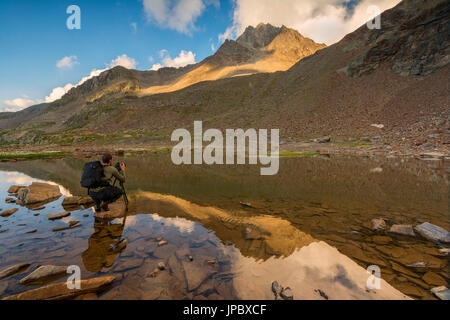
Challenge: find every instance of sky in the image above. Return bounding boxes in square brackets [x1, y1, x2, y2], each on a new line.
[0, 0, 401, 112]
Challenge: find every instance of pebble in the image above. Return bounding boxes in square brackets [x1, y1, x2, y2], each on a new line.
[158, 240, 168, 247]
[280, 287, 293, 300]
[157, 262, 166, 271]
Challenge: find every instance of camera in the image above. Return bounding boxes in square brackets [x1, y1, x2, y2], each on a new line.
[115, 161, 126, 172]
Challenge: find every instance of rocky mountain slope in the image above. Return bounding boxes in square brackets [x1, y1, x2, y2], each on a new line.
[0, 0, 448, 153]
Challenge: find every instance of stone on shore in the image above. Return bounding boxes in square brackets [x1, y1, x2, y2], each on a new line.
[5, 197, 16, 203]
[8, 185, 27, 194]
[371, 218, 387, 231]
[415, 222, 450, 243]
[280, 287, 294, 300]
[20, 265, 68, 285]
[3, 276, 115, 300]
[93, 200, 126, 219]
[0, 263, 30, 280]
[48, 211, 71, 220]
[389, 225, 415, 237]
[420, 152, 444, 159]
[430, 286, 450, 300]
[16, 182, 61, 205]
[62, 196, 94, 207]
[1, 208, 18, 217]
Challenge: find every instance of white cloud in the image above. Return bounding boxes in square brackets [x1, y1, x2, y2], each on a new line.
[108, 54, 138, 69]
[150, 50, 196, 71]
[130, 22, 137, 33]
[219, 0, 401, 45]
[44, 54, 137, 103]
[2, 98, 39, 112]
[143, 0, 218, 34]
[56, 55, 79, 69]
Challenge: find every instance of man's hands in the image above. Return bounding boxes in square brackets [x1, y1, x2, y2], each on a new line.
[120, 162, 126, 172]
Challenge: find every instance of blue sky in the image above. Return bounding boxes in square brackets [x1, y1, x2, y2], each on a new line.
[0, 0, 400, 112]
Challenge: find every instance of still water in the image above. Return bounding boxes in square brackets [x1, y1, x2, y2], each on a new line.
[0, 154, 448, 299]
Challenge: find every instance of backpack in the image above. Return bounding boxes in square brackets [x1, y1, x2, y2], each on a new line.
[80, 161, 109, 189]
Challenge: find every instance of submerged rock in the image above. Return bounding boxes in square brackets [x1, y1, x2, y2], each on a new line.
[20, 265, 67, 284]
[371, 218, 387, 231]
[430, 286, 450, 300]
[415, 222, 450, 243]
[1, 208, 18, 217]
[4, 276, 115, 300]
[5, 197, 16, 203]
[52, 224, 81, 232]
[389, 225, 415, 237]
[157, 262, 167, 271]
[48, 212, 71, 220]
[17, 182, 61, 205]
[0, 263, 30, 280]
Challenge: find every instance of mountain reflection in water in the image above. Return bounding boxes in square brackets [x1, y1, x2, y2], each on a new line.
[0, 155, 447, 299]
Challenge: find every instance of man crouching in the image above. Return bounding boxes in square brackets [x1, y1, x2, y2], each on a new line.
[89, 152, 126, 212]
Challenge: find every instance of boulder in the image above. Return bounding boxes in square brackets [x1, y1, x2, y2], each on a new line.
[0, 208, 18, 217]
[3, 276, 115, 300]
[371, 218, 387, 231]
[17, 182, 61, 205]
[430, 286, 450, 300]
[0, 263, 30, 280]
[20, 265, 67, 285]
[93, 200, 126, 219]
[315, 136, 331, 143]
[389, 225, 415, 237]
[48, 212, 71, 220]
[415, 222, 450, 243]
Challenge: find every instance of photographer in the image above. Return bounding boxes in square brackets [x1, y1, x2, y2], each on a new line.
[88, 152, 126, 212]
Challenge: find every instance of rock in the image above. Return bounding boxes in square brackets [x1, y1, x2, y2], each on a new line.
[31, 206, 45, 211]
[8, 185, 27, 194]
[25, 229, 37, 234]
[315, 289, 329, 300]
[389, 225, 415, 237]
[371, 124, 384, 129]
[147, 268, 160, 278]
[406, 262, 427, 268]
[280, 287, 293, 300]
[1, 208, 18, 217]
[5, 197, 16, 203]
[0, 263, 30, 280]
[17, 183, 61, 205]
[438, 248, 450, 255]
[420, 152, 444, 159]
[68, 220, 80, 227]
[186, 255, 194, 261]
[422, 271, 446, 286]
[62, 196, 94, 207]
[415, 222, 450, 243]
[33, 213, 40, 216]
[239, 202, 254, 208]
[271, 281, 282, 299]
[158, 240, 168, 247]
[206, 259, 218, 267]
[371, 218, 387, 231]
[20, 265, 67, 284]
[48, 212, 71, 220]
[93, 200, 126, 219]
[315, 136, 331, 143]
[83, 214, 89, 217]
[430, 286, 450, 300]
[371, 235, 392, 245]
[0, 228, 9, 233]
[157, 262, 167, 271]
[4, 276, 115, 300]
[52, 224, 81, 232]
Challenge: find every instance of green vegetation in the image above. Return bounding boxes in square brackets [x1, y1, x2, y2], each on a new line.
[0, 151, 70, 160]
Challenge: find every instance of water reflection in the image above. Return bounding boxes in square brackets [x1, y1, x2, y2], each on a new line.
[0, 155, 448, 300]
[82, 218, 127, 273]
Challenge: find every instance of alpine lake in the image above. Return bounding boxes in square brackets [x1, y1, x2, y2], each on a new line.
[0, 153, 448, 300]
